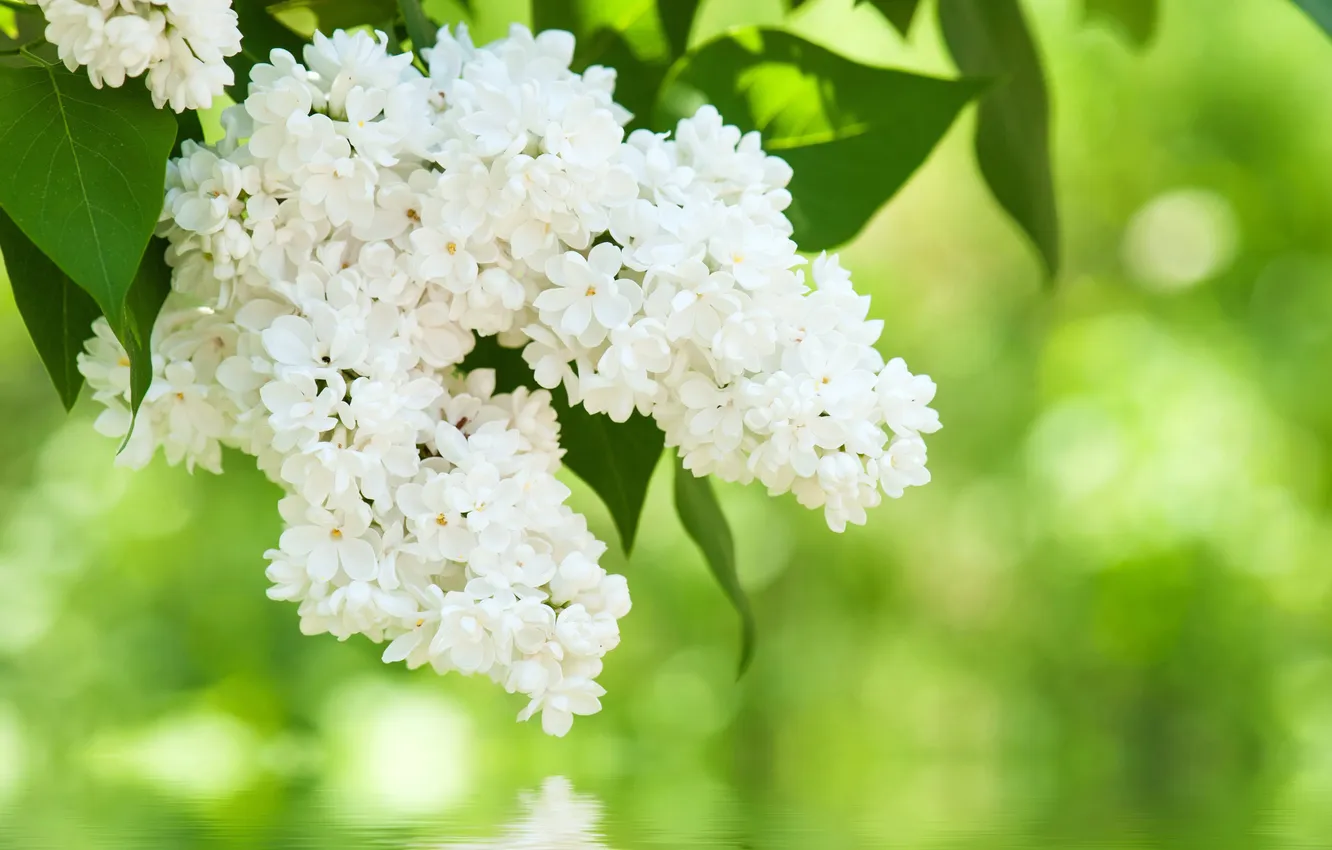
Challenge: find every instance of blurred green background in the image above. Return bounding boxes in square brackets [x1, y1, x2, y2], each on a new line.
[5, 0, 1332, 846]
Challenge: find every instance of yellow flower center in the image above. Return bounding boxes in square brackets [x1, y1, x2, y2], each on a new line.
[435, 513, 448, 526]
[446, 242, 458, 255]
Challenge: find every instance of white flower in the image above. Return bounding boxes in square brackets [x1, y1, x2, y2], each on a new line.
[517, 676, 606, 737]
[278, 498, 379, 582]
[429, 591, 496, 674]
[535, 244, 640, 347]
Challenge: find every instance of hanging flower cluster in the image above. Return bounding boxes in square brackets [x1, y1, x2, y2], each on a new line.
[77, 22, 939, 733]
[36, 0, 240, 111]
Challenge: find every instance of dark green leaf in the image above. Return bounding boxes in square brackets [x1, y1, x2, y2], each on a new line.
[0, 207, 102, 410]
[0, 61, 175, 330]
[674, 459, 754, 676]
[656, 28, 982, 251]
[1291, 0, 1332, 38]
[1085, 0, 1157, 45]
[531, 0, 577, 32]
[121, 238, 172, 424]
[172, 109, 204, 158]
[860, 0, 921, 36]
[462, 335, 664, 552]
[939, 0, 1060, 276]
[397, 0, 435, 60]
[228, 0, 309, 101]
[659, 0, 701, 57]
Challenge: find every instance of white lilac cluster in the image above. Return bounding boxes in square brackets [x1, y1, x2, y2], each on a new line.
[37, 0, 240, 111]
[77, 22, 938, 732]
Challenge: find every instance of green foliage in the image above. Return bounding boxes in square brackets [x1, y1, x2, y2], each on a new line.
[657, 27, 982, 251]
[121, 238, 173, 426]
[0, 1, 41, 49]
[228, 0, 309, 100]
[674, 459, 754, 675]
[1292, 0, 1332, 38]
[860, 0, 921, 37]
[1085, 0, 1158, 45]
[0, 59, 176, 418]
[397, 0, 435, 60]
[659, 0, 701, 57]
[939, 0, 1060, 277]
[271, 0, 395, 33]
[462, 336, 664, 554]
[0, 209, 101, 411]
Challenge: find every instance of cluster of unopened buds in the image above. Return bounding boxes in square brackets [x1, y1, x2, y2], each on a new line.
[35, 0, 240, 111]
[78, 22, 940, 734]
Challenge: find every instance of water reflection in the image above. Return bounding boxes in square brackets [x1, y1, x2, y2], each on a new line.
[435, 778, 609, 850]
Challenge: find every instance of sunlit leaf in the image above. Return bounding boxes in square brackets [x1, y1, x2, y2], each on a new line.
[939, 0, 1060, 277]
[1085, 0, 1158, 45]
[674, 459, 755, 676]
[462, 335, 664, 553]
[0, 208, 102, 411]
[657, 27, 982, 251]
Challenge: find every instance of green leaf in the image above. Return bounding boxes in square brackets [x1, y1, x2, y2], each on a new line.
[659, 0, 701, 57]
[656, 28, 982, 251]
[462, 336, 664, 552]
[0, 208, 102, 410]
[122, 237, 172, 423]
[0, 61, 174, 330]
[1085, 0, 1157, 45]
[939, 0, 1060, 277]
[271, 0, 396, 32]
[228, 0, 309, 101]
[674, 459, 755, 676]
[860, 0, 921, 36]
[1291, 0, 1332, 38]
[397, 0, 435, 60]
